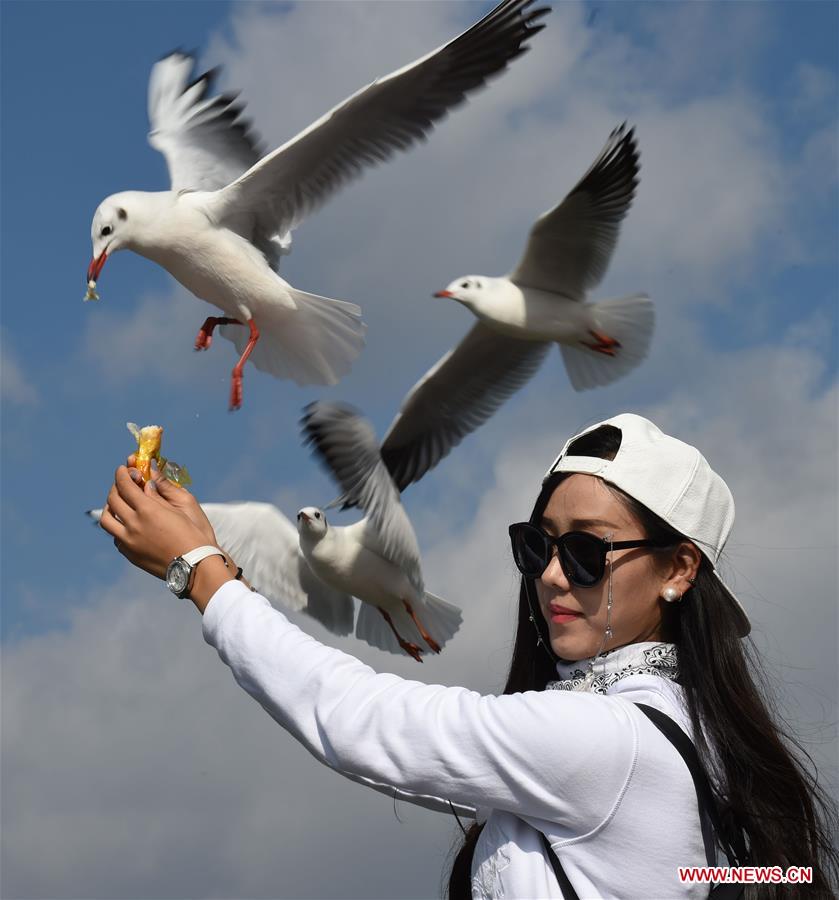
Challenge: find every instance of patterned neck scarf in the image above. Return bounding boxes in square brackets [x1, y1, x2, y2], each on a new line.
[545, 641, 679, 694]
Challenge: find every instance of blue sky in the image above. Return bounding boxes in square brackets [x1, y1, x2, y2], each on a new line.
[2, 2, 837, 897]
[2, 1, 238, 636]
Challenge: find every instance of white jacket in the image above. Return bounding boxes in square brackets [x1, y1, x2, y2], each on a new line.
[203, 581, 708, 898]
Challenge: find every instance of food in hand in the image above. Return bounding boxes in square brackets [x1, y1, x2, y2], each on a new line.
[126, 422, 191, 487]
[127, 423, 162, 481]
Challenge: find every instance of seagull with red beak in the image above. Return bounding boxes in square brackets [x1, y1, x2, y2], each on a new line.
[430, 125, 652, 395]
[327, 126, 653, 504]
[84, 0, 549, 409]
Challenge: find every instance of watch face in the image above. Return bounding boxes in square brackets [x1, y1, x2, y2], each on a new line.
[167, 559, 190, 596]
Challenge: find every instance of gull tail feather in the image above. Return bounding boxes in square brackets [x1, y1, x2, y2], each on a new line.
[356, 603, 424, 656]
[416, 592, 463, 651]
[220, 289, 366, 387]
[560, 293, 654, 391]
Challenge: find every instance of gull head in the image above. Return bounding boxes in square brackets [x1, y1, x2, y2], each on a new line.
[87, 191, 149, 288]
[433, 275, 492, 313]
[297, 506, 328, 540]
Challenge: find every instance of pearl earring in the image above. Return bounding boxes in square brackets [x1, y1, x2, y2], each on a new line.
[662, 586, 681, 603]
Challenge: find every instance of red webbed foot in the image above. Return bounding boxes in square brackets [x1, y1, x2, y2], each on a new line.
[195, 316, 242, 352]
[581, 330, 622, 357]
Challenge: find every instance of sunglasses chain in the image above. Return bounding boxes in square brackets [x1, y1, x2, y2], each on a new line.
[524, 577, 557, 663]
[583, 533, 615, 690]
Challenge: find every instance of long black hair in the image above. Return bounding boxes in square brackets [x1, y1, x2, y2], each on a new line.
[447, 426, 838, 899]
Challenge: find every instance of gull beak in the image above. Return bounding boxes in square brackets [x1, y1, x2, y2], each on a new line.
[297, 511, 310, 524]
[433, 290, 454, 298]
[87, 250, 108, 283]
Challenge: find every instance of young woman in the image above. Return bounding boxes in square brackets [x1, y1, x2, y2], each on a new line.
[99, 414, 838, 898]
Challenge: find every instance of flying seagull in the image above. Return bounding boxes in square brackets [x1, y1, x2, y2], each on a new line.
[85, 0, 549, 409]
[86, 501, 356, 636]
[300, 401, 462, 662]
[86, 462, 460, 659]
[345, 124, 652, 498]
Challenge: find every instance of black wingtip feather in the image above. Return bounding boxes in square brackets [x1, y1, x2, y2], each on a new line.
[152, 51, 266, 161]
[301, 401, 390, 508]
[190, 66, 222, 98]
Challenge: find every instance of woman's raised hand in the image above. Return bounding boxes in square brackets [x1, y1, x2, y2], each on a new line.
[100, 465, 218, 580]
[127, 454, 218, 546]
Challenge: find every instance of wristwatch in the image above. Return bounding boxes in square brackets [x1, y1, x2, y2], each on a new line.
[166, 545, 227, 599]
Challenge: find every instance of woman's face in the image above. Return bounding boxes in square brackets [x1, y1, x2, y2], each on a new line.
[535, 474, 675, 661]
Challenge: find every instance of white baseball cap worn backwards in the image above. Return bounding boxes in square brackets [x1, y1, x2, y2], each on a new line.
[545, 413, 750, 637]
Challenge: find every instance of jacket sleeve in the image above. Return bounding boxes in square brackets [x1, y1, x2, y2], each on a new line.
[203, 581, 638, 832]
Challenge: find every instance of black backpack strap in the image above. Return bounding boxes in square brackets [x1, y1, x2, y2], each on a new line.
[635, 704, 747, 900]
[635, 704, 720, 863]
[539, 831, 580, 900]
[536, 703, 748, 899]
[634, 704, 748, 867]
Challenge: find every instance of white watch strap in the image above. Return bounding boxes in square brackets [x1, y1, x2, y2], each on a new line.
[182, 545, 226, 567]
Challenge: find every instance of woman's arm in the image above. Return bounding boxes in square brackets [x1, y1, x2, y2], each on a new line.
[203, 584, 637, 830]
[100, 466, 637, 830]
[99, 465, 475, 818]
[100, 465, 238, 608]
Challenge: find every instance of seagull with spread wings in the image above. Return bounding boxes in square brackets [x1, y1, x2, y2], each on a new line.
[343, 124, 653, 499]
[205, 492, 459, 662]
[298, 401, 462, 662]
[86, 498, 356, 636]
[86, 403, 462, 659]
[84, 0, 549, 409]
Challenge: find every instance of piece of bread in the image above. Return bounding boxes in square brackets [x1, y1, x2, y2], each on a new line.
[126, 422, 191, 487]
[128, 423, 163, 482]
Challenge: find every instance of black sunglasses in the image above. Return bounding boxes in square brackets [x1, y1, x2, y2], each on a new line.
[508, 522, 673, 588]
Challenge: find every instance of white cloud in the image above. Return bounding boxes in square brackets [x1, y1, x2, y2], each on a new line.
[1, 570, 464, 899]
[788, 61, 837, 115]
[1, 331, 39, 405]
[4, 334, 836, 898]
[80, 285, 235, 388]
[613, 2, 773, 99]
